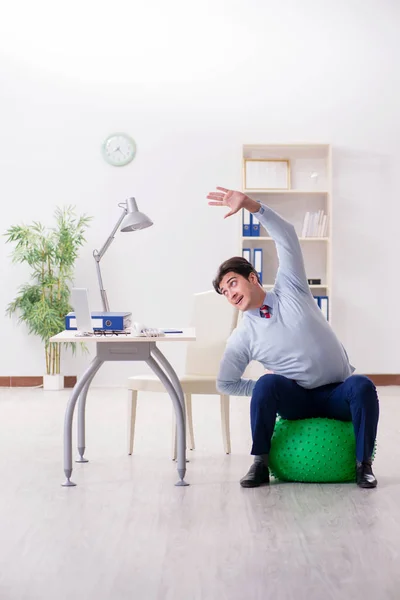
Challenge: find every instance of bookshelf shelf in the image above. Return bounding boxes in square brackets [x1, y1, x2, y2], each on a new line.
[263, 284, 328, 290]
[242, 237, 329, 242]
[243, 189, 328, 195]
[243, 144, 330, 163]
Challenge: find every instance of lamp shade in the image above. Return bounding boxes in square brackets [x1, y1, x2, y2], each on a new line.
[120, 197, 153, 232]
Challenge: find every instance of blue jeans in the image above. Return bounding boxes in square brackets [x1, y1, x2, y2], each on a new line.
[250, 374, 379, 463]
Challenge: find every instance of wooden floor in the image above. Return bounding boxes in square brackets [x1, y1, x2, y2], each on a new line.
[0, 386, 399, 600]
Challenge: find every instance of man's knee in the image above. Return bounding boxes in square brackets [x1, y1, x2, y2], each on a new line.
[252, 374, 288, 406]
[347, 375, 378, 409]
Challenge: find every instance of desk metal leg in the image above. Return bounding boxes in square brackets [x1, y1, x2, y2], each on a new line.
[151, 346, 185, 411]
[62, 357, 103, 487]
[151, 346, 189, 462]
[146, 355, 189, 487]
[76, 360, 104, 463]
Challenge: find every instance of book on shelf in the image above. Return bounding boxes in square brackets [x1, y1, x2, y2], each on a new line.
[301, 210, 328, 237]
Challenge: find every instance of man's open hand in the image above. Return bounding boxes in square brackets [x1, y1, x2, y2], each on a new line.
[207, 187, 259, 218]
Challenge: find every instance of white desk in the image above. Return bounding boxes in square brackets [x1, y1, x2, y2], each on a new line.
[50, 329, 196, 487]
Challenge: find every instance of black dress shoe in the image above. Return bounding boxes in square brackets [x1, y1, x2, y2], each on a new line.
[240, 462, 270, 488]
[356, 461, 378, 488]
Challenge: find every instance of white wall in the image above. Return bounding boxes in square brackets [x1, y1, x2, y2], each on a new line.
[1, 0, 399, 385]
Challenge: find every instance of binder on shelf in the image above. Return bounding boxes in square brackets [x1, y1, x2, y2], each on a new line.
[313, 296, 329, 320]
[251, 215, 260, 237]
[253, 248, 263, 284]
[319, 296, 329, 320]
[242, 210, 252, 236]
[242, 248, 251, 263]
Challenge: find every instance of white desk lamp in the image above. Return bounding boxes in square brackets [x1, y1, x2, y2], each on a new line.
[93, 197, 153, 312]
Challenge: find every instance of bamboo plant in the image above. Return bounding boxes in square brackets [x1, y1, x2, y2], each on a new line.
[5, 206, 92, 375]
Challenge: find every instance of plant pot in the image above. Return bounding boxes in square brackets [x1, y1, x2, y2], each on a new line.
[43, 374, 64, 391]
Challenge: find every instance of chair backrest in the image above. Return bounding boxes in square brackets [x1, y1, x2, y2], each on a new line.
[185, 290, 238, 377]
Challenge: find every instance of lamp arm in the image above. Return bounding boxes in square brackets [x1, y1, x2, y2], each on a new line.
[93, 206, 128, 312]
[94, 207, 127, 260]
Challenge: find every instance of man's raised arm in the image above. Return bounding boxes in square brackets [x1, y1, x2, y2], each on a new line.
[207, 187, 310, 293]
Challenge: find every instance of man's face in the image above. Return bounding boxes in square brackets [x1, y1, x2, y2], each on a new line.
[219, 271, 258, 311]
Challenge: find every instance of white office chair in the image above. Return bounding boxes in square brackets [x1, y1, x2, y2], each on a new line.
[127, 290, 238, 458]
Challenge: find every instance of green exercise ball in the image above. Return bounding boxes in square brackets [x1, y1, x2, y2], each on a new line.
[269, 418, 366, 483]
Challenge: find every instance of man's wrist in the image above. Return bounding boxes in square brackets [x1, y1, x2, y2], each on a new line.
[243, 196, 260, 214]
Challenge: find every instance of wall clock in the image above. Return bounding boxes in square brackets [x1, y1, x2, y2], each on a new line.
[102, 133, 136, 166]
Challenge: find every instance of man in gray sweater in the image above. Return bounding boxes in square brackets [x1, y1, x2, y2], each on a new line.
[207, 186, 379, 489]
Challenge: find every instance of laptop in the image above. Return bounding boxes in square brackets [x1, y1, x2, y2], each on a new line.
[71, 288, 94, 335]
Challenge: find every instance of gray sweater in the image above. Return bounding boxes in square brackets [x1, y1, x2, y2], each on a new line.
[216, 204, 354, 396]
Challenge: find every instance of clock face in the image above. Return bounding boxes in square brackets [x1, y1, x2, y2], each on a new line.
[102, 133, 136, 166]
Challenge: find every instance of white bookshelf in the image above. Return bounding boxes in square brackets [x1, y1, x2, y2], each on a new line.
[240, 142, 332, 314]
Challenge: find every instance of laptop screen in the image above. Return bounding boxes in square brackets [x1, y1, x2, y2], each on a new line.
[71, 288, 93, 334]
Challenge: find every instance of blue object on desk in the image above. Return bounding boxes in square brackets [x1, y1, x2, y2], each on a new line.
[162, 329, 183, 334]
[65, 311, 132, 331]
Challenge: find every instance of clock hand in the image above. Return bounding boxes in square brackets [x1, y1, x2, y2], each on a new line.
[110, 145, 128, 158]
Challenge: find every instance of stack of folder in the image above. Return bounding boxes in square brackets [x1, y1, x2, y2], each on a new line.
[242, 210, 260, 236]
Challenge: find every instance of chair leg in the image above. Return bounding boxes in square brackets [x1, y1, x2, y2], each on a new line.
[220, 394, 231, 454]
[127, 390, 138, 455]
[185, 393, 195, 451]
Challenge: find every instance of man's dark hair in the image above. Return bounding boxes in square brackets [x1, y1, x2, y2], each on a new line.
[212, 256, 260, 294]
